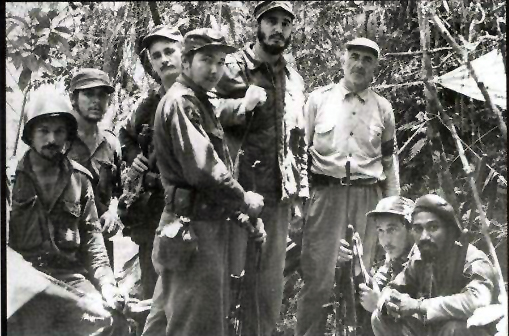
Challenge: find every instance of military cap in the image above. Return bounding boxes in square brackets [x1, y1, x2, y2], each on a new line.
[412, 194, 462, 237]
[367, 196, 415, 224]
[346, 37, 381, 58]
[182, 28, 236, 56]
[254, 1, 295, 21]
[142, 25, 183, 50]
[69, 68, 114, 93]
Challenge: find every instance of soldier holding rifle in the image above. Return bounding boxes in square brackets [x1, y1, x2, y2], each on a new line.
[296, 37, 400, 336]
[119, 24, 184, 335]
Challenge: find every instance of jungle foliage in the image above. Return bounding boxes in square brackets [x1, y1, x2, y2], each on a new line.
[5, 1, 507, 334]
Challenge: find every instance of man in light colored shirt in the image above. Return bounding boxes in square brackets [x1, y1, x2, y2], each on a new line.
[296, 37, 400, 336]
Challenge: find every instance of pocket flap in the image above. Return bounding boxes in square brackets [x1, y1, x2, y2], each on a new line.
[315, 122, 334, 134]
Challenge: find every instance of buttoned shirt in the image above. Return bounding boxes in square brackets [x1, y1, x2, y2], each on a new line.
[9, 151, 115, 289]
[68, 130, 122, 215]
[305, 78, 400, 196]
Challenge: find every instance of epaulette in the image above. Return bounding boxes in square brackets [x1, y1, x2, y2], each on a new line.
[69, 159, 94, 180]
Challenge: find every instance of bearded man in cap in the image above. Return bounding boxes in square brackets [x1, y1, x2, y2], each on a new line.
[118, 25, 183, 324]
[8, 91, 126, 335]
[372, 194, 498, 336]
[215, 2, 308, 334]
[296, 37, 400, 336]
[152, 28, 265, 336]
[67, 68, 122, 267]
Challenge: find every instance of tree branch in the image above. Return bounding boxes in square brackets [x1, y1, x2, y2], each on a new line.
[148, 2, 162, 26]
[430, 13, 507, 141]
[383, 46, 452, 57]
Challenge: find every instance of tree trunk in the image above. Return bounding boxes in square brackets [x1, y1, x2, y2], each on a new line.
[417, 1, 460, 211]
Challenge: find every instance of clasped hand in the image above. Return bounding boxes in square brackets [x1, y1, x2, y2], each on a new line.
[382, 288, 420, 319]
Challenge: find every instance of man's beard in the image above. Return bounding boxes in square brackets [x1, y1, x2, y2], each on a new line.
[417, 241, 439, 263]
[77, 107, 104, 123]
[37, 145, 66, 162]
[257, 28, 291, 55]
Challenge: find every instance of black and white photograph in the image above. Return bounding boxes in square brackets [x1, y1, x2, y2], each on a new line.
[4, 1, 507, 336]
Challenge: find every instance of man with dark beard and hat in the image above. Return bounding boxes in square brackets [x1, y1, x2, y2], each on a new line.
[215, 2, 308, 335]
[372, 194, 499, 336]
[67, 68, 122, 267]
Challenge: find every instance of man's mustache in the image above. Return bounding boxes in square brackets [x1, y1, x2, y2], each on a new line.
[42, 144, 60, 151]
[418, 240, 437, 251]
[269, 33, 285, 41]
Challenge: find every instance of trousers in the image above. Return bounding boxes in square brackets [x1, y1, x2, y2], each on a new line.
[140, 276, 167, 336]
[296, 183, 381, 336]
[161, 218, 232, 336]
[239, 202, 291, 336]
[371, 308, 493, 336]
[8, 273, 127, 336]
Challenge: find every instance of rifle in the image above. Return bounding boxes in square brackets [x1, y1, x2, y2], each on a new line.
[118, 124, 153, 213]
[335, 160, 357, 336]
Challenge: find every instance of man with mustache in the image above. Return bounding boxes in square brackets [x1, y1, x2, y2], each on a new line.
[372, 194, 498, 336]
[8, 92, 126, 335]
[215, 2, 308, 335]
[152, 28, 265, 336]
[295, 37, 400, 336]
[337, 196, 416, 335]
[67, 68, 122, 267]
[118, 25, 183, 335]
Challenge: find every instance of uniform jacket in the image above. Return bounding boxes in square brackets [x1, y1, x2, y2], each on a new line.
[68, 129, 122, 216]
[9, 151, 115, 290]
[154, 74, 247, 220]
[387, 242, 497, 322]
[215, 43, 308, 203]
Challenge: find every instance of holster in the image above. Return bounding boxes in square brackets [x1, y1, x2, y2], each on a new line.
[152, 186, 198, 272]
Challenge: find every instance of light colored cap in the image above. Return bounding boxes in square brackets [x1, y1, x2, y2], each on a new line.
[346, 37, 381, 58]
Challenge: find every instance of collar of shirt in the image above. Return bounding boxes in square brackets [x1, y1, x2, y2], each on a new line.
[16, 150, 71, 177]
[243, 43, 287, 73]
[338, 78, 369, 104]
[16, 150, 73, 209]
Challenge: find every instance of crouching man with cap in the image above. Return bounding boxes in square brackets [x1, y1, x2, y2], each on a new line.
[8, 91, 127, 335]
[372, 194, 499, 336]
[337, 196, 416, 336]
[152, 28, 265, 336]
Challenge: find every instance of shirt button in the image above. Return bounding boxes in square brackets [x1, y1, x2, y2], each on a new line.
[352, 112, 356, 115]
[350, 132, 353, 136]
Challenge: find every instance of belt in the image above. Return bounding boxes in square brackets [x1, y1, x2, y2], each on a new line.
[310, 173, 378, 186]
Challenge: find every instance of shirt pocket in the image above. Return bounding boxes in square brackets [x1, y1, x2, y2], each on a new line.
[313, 122, 336, 156]
[53, 200, 81, 251]
[369, 124, 383, 150]
[9, 196, 43, 249]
